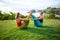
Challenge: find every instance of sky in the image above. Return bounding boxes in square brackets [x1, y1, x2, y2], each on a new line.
[0, 0, 60, 15]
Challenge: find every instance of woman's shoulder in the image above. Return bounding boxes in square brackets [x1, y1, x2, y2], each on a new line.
[16, 18, 21, 20]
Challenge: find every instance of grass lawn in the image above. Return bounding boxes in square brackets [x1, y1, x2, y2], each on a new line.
[0, 19, 60, 40]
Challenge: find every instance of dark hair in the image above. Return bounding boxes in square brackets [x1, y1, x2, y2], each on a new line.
[40, 11, 43, 14]
[16, 12, 20, 19]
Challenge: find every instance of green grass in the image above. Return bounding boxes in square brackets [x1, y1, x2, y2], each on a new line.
[0, 19, 60, 40]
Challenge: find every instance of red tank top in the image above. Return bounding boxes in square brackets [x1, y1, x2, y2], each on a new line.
[16, 19, 22, 27]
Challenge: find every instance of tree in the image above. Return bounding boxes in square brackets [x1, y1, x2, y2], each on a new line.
[2, 13, 10, 20]
[9, 12, 15, 20]
[45, 7, 60, 15]
[0, 11, 3, 20]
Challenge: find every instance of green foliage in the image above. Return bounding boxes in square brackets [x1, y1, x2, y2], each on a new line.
[9, 12, 15, 20]
[2, 13, 10, 20]
[21, 15, 26, 18]
[45, 13, 60, 19]
[45, 7, 60, 15]
[0, 11, 15, 20]
[48, 14, 55, 18]
[45, 13, 55, 19]
[0, 11, 3, 20]
[55, 17, 60, 19]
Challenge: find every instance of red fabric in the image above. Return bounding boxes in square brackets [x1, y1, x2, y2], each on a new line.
[16, 19, 22, 27]
[17, 22, 22, 27]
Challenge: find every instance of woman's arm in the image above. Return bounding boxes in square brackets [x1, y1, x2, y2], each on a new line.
[19, 18, 31, 21]
[37, 15, 44, 20]
[31, 15, 44, 20]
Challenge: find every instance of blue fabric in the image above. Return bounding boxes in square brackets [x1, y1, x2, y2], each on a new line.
[32, 15, 42, 27]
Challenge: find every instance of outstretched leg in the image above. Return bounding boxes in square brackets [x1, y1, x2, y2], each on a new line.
[32, 15, 42, 27]
[20, 20, 29, 29]
[20, 16, 30, 29]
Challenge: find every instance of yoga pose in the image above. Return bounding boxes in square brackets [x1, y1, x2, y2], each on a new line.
[16, 12, 30, 29]
[29, 11, 44, 27]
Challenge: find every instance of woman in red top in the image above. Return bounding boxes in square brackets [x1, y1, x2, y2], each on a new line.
[16, 12, 30, 29]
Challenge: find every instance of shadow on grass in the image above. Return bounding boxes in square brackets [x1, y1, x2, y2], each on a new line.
[24, 26, 60, 40]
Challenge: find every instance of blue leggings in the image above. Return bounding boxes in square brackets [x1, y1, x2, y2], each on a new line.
[32, 15, 42, 27]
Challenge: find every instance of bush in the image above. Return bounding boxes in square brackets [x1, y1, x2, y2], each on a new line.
[45, 13, 60, 19]
[0, 11, 15, 20]
[21, 15, 26, 18]
[55, 17, 60, 19]
[46, 13, 55, 19]
[2, 14, 10, 20]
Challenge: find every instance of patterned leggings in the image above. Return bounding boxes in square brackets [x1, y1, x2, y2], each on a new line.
[32, 15, 42, 27]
